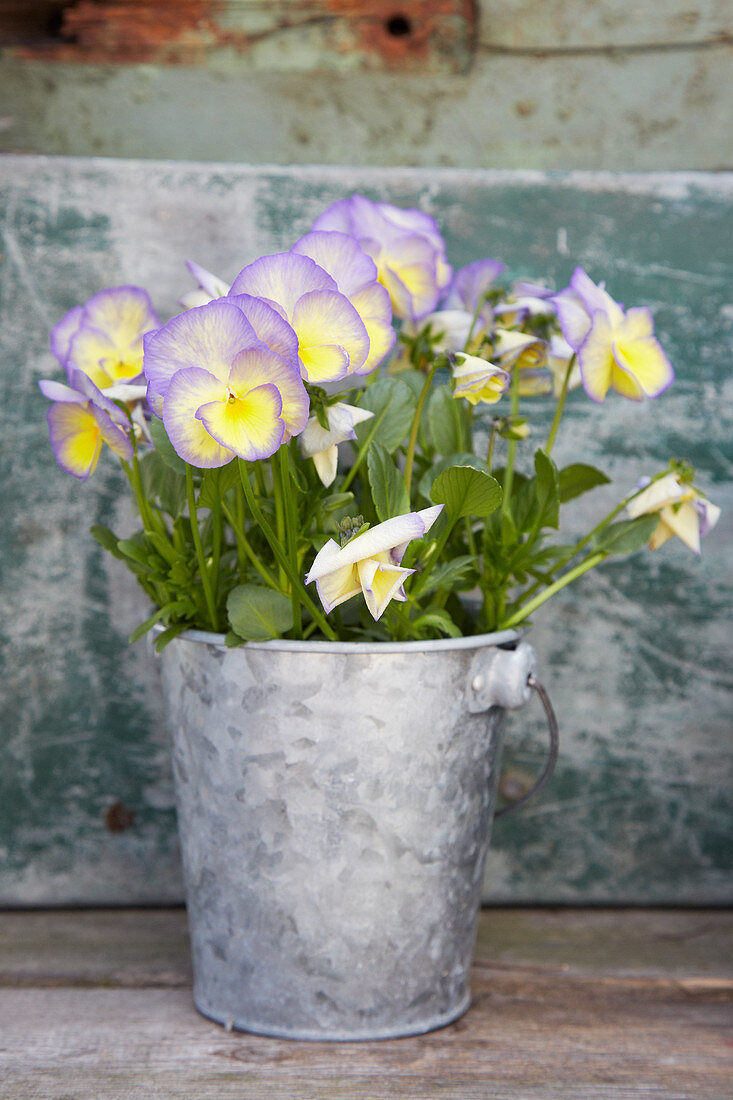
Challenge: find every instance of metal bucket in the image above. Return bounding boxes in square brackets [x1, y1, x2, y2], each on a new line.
[157, 628, 555, 1041]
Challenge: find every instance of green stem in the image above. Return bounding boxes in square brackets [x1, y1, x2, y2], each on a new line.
[463, 293, 489, 351]
[499, 551, 606, 630]
[486, 421, 498, 474]
[545, 353, 576, 456]
[408, 514, 455, 604]
[238, 460, 338, 641]
[277, 446, 303, 639]
[551, 495, 633, 577]
[221, 502, 279, 589]
[185, 464, 218, 631]
[404, 358, 440, 498]
[500, 368, 521, 521]
[211, 495, 222, 608]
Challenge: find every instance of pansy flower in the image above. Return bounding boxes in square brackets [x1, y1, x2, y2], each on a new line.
[51, 286, 160, 390]
[553, 267, 674, 402]
[228, 250, 371, 385]
[626, 472, 720, 554]
[451, 353, 510, 406]
[143, 299, 309, 468]
[39, 370, 133, 480]
[311, 194, 452, 322]
[179, 261, 230, 309]
[299, 403, 375, 487]
[290, 231, 396, 374]
[305, 505, 443, 620]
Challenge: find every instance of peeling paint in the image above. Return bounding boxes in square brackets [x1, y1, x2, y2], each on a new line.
[9, 0, 477, 73]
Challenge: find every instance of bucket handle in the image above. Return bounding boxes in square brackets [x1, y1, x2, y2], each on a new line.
[494, 674, 559, 818]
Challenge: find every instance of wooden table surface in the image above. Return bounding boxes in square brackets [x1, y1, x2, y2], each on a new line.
[1, 908, 731, 1099]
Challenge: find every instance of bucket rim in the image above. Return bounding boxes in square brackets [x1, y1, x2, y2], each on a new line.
[154, 625, 523, 655]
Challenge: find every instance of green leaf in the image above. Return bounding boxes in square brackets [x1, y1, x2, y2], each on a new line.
[227, 584, 294, 641]
[559, 463, 611, 503]
[411, 610, 463, 639]
[129, 606, 170, 644]
[419, 555, 476, 595]
[138, 451, 186, 517]
[149, 416, 186, 474]
[426, 385, 466, 455]
[533, 448, 560, 529]
[154, 622, 190, 653]
[287, 460, 309, 494]
[144, 531, 181, 567]
[592, 514, 659, 555]
[90, 525, 126, 560]
[355, 378, 415, 453]
[225, 630, 246, 648]
[199, 461, 239, 510]
[322, 492, 354, 513]
[367, 442, 410, 523]
[419, 453, 491, 502]
[431, 465, 503, 519]
[117, 539, 152, 569]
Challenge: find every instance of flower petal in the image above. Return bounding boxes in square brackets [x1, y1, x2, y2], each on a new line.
[162, 366, 234, 468]
[345, 282, 395, 374]
[39, 378, 87, 404]
[292, 290, 369, 382]
[570, 267, 624, 328]
[143, 299, 260, 400]
[305, 505, 443, 582]
[357, 558, 415, 620]
[229, 252, 336, 320]
[578, 311, 616, 402]
[228, 293, 300, 368]
[312, 446, 339, 487]
[552, 288, 592, 352]
[612, 307, 675, 399]
[46, 402, 102, 480]
[50, 305, 84, 368]
[292, 231, 378, 297]
[446, 258, 506, 313]
[228, 346, 309, 440]
[196, 383, 285, 462]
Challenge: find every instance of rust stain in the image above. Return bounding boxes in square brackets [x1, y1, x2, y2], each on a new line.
[324, 0, 476, 69]
[12, 0, 476, 70]
[104, 800, 136, 832]
[17, 0, 212, 65]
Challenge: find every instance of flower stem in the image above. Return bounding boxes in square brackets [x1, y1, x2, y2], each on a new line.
[238, 460, 338, 641]
[500, 368, 521, 521]
[486, 421, 498, 474]
[499, 551, 606, 630]
[404, 358, 440, 498]
[545, 353, 575, 456]
[185, 465, 219, 631]
[276, 445, 303, 639]
[221, 501, 278, 589]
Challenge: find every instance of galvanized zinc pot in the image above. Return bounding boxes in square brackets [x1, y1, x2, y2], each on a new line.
[156, 627, 558, 1041]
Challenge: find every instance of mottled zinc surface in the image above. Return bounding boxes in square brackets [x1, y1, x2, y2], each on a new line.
[1, 157, 731, 903]
[161, 634, 508, 1038]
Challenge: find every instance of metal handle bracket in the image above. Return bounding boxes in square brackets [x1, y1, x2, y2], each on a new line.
[494, 674, 560, 818]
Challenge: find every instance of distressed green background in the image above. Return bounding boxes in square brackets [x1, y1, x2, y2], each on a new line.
[1, 157, 731, 903]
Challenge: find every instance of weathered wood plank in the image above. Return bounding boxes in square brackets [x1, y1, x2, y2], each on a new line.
[0, 909, 730, 1098]
[0, 972, 730, 1098]
[0, 0, 476, 74]
[478, 0, 732, 50]
[2, 908, 732, 986]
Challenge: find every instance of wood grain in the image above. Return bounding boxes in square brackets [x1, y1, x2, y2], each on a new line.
[0, 908, 731, 1099]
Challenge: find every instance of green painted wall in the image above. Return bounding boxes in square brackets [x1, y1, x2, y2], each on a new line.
[1, 158, 730, 904]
